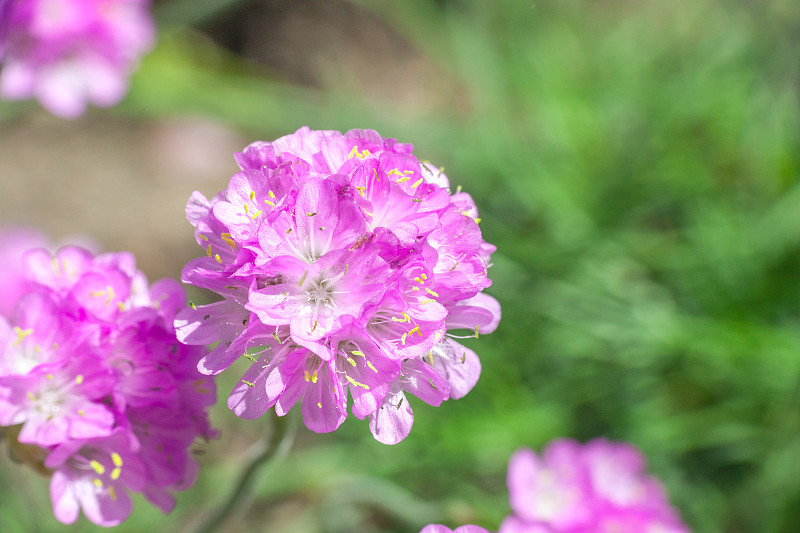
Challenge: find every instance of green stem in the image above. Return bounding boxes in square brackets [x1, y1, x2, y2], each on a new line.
[193, 414, 295, 533]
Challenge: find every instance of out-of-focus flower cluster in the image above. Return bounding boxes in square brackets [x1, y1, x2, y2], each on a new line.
[421, 525, 489, 533]
[0, 227, 48, 317]
[0, 244, 216, 526]
[499, 439, 690, 533]
[0, 0, 154, 118]
[178, 126, 500, 444]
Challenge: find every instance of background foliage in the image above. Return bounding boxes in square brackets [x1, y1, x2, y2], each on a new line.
[1, 1, 799, 532]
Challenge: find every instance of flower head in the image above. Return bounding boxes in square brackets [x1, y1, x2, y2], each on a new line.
[0, 0, 154, 117]
[421, 525, 490, 533]
[178, 127, 500, 443]
[499, 439, 690, 533]
[0, 226, 48, 317]
[0, 246, 215, 526]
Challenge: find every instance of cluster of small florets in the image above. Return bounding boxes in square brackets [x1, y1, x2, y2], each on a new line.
[177, 126, 500, 444]
[421, 526, 489, 533]
[499, 439, 690, 533]
[0, 226, 49, 317]
[0, 0, 154, 118]
[0, 245, 216, 526]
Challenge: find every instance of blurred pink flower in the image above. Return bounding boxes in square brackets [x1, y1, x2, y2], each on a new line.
[0, 226, 48, 317]
[500, 439, 691, 533]
[0, 246, 216, 526]
[0, 0, 154, 118]
[421, 525, 490, 533]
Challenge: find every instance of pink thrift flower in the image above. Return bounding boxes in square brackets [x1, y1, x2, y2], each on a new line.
[46, 429, 147, 527]
[178, 127, 501, 443]
[500, 439, 691, 533]
[0, 226, 48, 317]
[0, 0, 154, 118]
[421, 525, 491, 533]
[0, 246, 216, 526]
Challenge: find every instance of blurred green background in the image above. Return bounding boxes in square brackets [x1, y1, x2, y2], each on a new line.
[1, 0, 800, 531]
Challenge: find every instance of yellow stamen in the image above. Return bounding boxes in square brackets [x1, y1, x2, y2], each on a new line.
[366, 361, 378, 373]
[391, 312, 411, 323]
[12, 327, 33, 347]
[110, 468, 121, 481]
[221, 233, 236, 248]
[425, 288, 439, 297]
[249, 191, 256, 200]
[346, 375, 370, 390]
[93, 479, 103, 489]
[411, 178, 423, 189]
[111, 453, 123, 467]
[75, 375, 84, 385]
[90, 460, 105, 475]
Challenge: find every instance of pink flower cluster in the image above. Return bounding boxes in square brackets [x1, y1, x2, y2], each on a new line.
[499, 439, 690, 533]
[422, 526, 489, 533]
[0, 246, 216, 526]
[0, 226, 49, 317]
[178, 127, 500, 444]
[0, 0, 154, 118]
